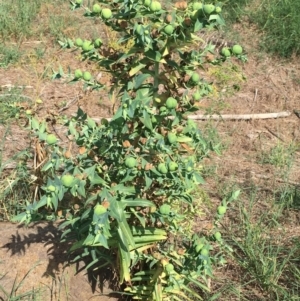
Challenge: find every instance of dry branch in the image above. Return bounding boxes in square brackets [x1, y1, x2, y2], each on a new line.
[187, 111, 291, 120]
[0, 84, 33, 90]
[88, 111, 291, 123]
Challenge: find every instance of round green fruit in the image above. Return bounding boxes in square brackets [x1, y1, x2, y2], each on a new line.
[203, 4, 215, 14]
[192, 91, 201, 101]
[47, 185, 56, 192]
[166, 97, 177, 109]
[74, 69, 83, 79]
[61, 174, 75, 188]
[135, 24, 143, 35]
[221, 47, 231, 57]
[193, 2, 203, 10]
[75, 38, 83, 47]
[82, 40, 93, 52]
[167, 133, 177, 144]
[191, 72, 200, 83]
[150, 1, 161, 12]
[144, 0, 151, 6]
[159, 106, 167, 113]
[217, 205, 227, 215]
[46, 134, 57, 145]
[200, 248, 209, 256]
[168, 162, 178, 171]
[159, 204, 171, 215]
[163, 25, 174, 35]
[25, 110, 32, 115]
[75, 0, 82, 4]
[83, 71, 92, 81]
[158, 163, 168, 174]
[94, 204, 107, 215]
[214, 231, 222, 241]
[125, 157, 137, 168]
[93, 3, 101, 13]
[165, 263, 174, 273]
[101, 8, 112, 19]
[195, 243, 204, 253]
[94, 38, 102, 48]
[232, 44, 243, 55]
[215, 6, 222, 13]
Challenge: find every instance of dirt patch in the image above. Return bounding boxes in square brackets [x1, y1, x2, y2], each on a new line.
[0, 221, 120, 301]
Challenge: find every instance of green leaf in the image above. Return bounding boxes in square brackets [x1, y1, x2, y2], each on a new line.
[111, 184, 135, 195]
[193, 172, 205, 184]
[209, 14, 225, 26]
[77, 180, 86, 197]
[154, 279, 163, 301]
[136, 87, 151, 98]
[69, 239, 85, 252]
[52, 195, 58, 211]
[87, 117, 96, 128]
[30, 117, 39, 130]
[229, 189, 241, 202]
[140, 110, 153, 130]
[41, 161, 53, 172]
[129, 63, 146, 77]
[145, 50, 161, 62]
[130, 208, 146, 227]
[134, 74, 151, 89]
[145, 174, 153, 190]
[83, 233, 96, 246]
[184, 276, 210, 293]
[68, 121, 78, 138]
[118, 242, 131, 283]
[11, 212, 26, 223]
[32, 197, 47, 210]
[194, 19, 204, 32]
[118, 219, 135, 250]
[122, 198, 155, 208]
[177, 135, 193, 143]
[89, 173, 106, 185]
[39, 121, 46, 133]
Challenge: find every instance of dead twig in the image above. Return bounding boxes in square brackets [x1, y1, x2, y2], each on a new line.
[0, 84, 33, 90]
[86, 111, 292, 123]
[58, 94, 82, 113]
[265, 126, 285, 142]
[187, 111, 291, 120]
[254, 173, 299, 186]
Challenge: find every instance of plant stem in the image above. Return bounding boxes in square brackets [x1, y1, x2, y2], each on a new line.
[153, 61, 159, 95]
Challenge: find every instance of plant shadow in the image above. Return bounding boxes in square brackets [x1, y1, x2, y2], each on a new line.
[1, 221, 122, 299]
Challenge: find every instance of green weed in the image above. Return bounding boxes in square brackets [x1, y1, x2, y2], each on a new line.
[219, 0, 251, 24]
[0, 0, 43, 40]
[0, 90, 30, 124]
[0, 44, 23, 68]
[208, 62, 246, 97]
[251, 0, 300, 57]
[0, 263, 43, 300]
[259, 141, 297, 169]
[0, 119, 32, 221]
[213, 187, 300, 300]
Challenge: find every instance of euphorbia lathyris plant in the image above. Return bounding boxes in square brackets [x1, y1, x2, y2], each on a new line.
[14, 1, 243, 300]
